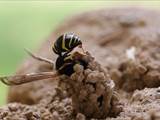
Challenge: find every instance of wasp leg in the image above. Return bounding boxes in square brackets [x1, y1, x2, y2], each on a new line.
[25, 48, 54, 65]
[0, 72, 59, 86]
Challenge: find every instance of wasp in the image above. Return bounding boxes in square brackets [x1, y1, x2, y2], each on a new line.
[0, 33, 88, 86]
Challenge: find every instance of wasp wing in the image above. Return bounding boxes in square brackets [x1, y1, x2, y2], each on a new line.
[0, 71, 58, 86]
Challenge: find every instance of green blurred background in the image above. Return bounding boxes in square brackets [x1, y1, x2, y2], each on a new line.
[0, 1, 160, 106]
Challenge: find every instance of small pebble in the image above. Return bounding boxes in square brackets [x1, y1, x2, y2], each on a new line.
[76, 113, 86, 120]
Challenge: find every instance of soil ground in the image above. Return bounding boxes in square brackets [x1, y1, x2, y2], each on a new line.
[0, 8, 160, 120]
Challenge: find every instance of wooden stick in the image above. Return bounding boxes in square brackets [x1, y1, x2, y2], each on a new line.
[0, 71, 59, 86]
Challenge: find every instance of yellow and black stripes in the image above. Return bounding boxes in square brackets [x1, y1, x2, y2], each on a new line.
[52, 33, 82, 56]
[69, 34, 73, 48]
[52, 43, 59, 54]
[62, 34, 69, 51]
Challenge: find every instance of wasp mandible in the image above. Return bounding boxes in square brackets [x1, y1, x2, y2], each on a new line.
[0, 33, 88, 86]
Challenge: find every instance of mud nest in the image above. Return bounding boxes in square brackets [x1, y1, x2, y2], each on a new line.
[58, 53, 122, 118]
[0, 8, 160, 120]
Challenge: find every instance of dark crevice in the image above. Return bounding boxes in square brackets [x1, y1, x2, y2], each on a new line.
[97, 95, 103, 108]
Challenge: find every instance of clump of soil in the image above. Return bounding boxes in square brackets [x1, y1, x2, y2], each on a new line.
[1, 8, 160, 120]
[58, 53, 122, 118]
[112, 41, 160, 92]
[0, 103, 53, 120]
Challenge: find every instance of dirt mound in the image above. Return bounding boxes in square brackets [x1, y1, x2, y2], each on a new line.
[0, 54, 122, 120]
[0, 8, 160, 119]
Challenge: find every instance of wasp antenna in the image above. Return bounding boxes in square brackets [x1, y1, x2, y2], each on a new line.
[24, 48, 54, 65]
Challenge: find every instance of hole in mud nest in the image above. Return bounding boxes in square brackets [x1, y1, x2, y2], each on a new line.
[97, 95, 103, 107]
[87, 82, 96, 90]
